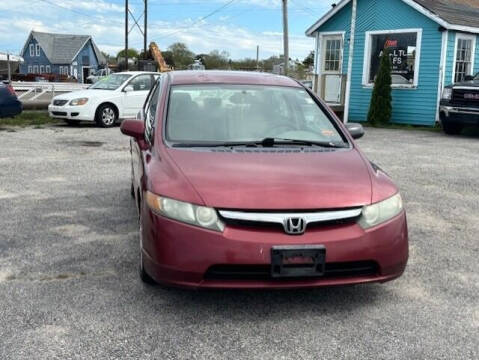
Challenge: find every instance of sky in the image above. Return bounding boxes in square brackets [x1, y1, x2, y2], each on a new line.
[0, 0, 333, 61]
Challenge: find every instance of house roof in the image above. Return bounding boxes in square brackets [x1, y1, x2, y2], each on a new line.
[413, 0, 479, 29]
[306, 0, 479, 36]
[21, 31, 106, 65]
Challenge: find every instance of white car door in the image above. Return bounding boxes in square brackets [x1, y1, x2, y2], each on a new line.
[123, 74, 154, 118]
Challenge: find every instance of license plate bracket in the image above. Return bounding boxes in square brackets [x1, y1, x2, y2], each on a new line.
[271, 245, 326, 278]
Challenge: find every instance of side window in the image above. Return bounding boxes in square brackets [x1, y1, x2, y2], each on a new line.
[144, 80, 161, 144]
[128, 74, 152, 92]
[29, 44, 34, 57]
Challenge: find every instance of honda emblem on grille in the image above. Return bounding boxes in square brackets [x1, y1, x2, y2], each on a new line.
[283, 217, 307, 235]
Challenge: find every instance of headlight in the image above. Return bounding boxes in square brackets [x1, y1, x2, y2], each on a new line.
[146, 192, 224, 232]
[69, 98, 88, 106]
[358, 193, 403, 229]
[442, 88, 452, 101]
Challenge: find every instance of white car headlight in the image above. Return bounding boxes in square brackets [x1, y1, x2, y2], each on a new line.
[146, 192, 224, 232]
[358, 193, 403, 229]
[69, 98, 89, 106]
[442, 88, 452, 101]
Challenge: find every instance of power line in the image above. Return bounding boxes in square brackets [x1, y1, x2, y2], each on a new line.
[160, 0, 239, 40]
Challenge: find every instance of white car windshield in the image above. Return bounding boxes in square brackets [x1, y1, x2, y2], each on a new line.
[166, 85, 345, 146]
[90, 74, 131, 90]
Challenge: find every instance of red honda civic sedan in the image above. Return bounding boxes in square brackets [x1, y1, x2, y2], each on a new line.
[121, 71, 408, 289]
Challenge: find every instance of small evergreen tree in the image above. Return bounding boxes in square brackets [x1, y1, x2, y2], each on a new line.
[367, 51, 392, 126]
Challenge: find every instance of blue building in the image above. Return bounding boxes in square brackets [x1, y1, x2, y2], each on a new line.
[19, 31, 106, 83]
[306, 0, 479, 126]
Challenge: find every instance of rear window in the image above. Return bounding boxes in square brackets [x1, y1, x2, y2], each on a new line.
[166, 84, 344, 144]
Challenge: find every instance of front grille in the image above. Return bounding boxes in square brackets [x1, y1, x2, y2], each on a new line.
[221, 217, 358, 231]
[53, 99, 68, 106]
[451, 89, 479, 107]
[52, 111, 67, 116]
[204, 261, 379, 281]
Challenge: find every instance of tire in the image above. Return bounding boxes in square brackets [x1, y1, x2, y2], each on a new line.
[442, 121, 463, 135]
[138, 208, 156, 285]
[64, 119, 79, 126]
[95, 104, 117, 128]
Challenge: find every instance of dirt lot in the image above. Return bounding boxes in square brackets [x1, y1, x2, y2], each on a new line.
[0, 124, 478, 359]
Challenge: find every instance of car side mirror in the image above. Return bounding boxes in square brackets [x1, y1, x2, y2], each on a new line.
[121, 119, 145, 140]
[124, 85, 134, 92]
[346, 123, 365, 140]
[464, 75, 474, 81]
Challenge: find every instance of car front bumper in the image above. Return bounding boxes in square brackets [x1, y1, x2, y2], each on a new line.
[141, 205, 409, 289]
[440, 105, 479, 125]
[48, 104, 94, 122]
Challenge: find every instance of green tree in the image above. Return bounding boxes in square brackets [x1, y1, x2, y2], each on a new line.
[367, 51, 392, 126]
[116, 49, 139, 59]
[168, 42, 195, 69]
[303, 51, 314, 67]
[202, 50, 229, 70]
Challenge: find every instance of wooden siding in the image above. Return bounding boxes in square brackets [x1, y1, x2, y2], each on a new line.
[315, 0, 444, 126]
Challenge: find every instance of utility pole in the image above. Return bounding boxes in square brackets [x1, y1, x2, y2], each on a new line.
[125, 0, 129, 70]
[256, 45, 259, 71]
[7, 53, 11, 83]
[144, 0, 148, 60]
[282, 0, 289, 76]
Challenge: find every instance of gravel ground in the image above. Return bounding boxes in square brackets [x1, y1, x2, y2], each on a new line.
[0, 124, 478, 359]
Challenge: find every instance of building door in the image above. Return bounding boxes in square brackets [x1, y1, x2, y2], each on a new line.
[321, 35, 343, 104]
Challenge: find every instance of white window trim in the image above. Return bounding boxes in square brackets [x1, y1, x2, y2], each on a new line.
[33, 65, 39, 74]
[46, 65, 51, 73]
[315, 31, 345, 97]
[35, 44, 40, 57]
[40, 65, 44, 73]
[27, 65, 32, 74]
[362, 28, 423, 89]
[29, 44, 34, 57]
[452, 33, 476, 84]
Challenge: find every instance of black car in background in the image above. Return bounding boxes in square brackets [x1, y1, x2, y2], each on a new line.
[0, 82, 22, 118]
[440, 73, 479, 135]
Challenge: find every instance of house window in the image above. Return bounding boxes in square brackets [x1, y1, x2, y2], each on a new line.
[40, 65, 44, 73]
[453, 34, 476, 83]
[33, 65, 39, 74]
[35, 44, 41, 56]
[28, 66, 32, 73]
[29, 44, 34, 57]
[46, 65, 51, 73]
[363, 29, 422, 88]
[323, 39, 342, 72]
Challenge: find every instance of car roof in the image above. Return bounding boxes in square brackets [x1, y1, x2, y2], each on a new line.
[114, 71, 159, 76]
[168, 70, 302, 87]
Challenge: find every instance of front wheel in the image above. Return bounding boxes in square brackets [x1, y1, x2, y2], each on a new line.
[95, 104, 117, 128]
[442, 121, 463, 135]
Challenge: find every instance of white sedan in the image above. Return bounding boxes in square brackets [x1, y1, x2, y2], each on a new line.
[48, 71, 160, 127]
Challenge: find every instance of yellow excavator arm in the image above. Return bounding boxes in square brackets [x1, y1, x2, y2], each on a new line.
[149, 42, 172, 72]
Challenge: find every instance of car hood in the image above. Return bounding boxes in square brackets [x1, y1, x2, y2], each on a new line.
[166, 148, 373, 210]
[53, 89, 117, 100]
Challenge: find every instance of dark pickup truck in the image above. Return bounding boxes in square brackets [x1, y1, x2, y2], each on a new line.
[440, 73, 479, 135]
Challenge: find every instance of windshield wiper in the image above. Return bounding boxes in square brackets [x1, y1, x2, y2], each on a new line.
[259, 138, 348, 148]
[172, 138, 348, 149]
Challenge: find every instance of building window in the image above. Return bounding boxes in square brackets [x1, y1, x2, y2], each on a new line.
[40, 65, 44, 73]
[46, 65, 51, 73]
[35, 44, 41, 56]
[323, 39, 342, 72]
[363, 29, 422, 88]
[28, 66, 32, 73]
[453, 34, 476, 83]
[33, 65, 39, 74]
[29, 44, 34, 57]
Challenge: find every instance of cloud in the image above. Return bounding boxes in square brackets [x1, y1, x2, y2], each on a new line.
[0, 0, 318, 59]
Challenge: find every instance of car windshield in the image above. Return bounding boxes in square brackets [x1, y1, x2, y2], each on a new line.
[90, 74, 131, 90]
[166, 85, 346, 146]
